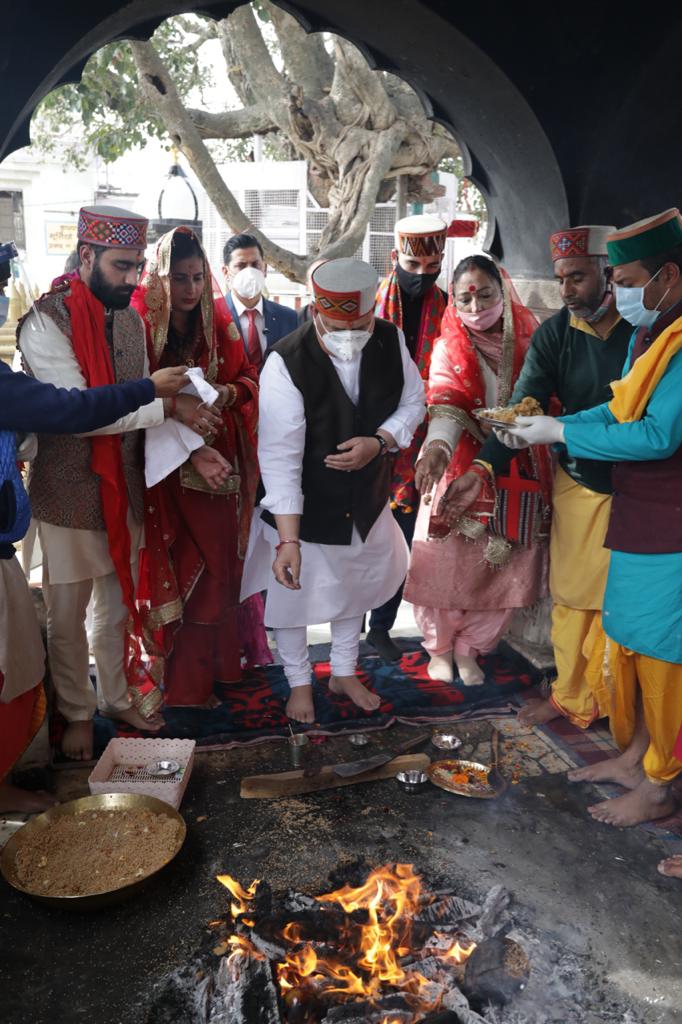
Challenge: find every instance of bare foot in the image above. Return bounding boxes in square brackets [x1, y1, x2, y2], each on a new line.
[427, 653, 454, 683]
[568, 752, 645, 789]
[102, 706, 164, 732]
[455, 654, 484, 687]
[588, 779, 676, 827]
[658, 854, 682, 879]
[329, 674, 381, 713]
[62, 720, 94, 761]
[0, 783, 59, 815]
[286, 684, 315, 723]
[517, 697, 560, 727]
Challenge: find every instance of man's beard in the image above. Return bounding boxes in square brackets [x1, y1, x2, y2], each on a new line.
[89, 261, 135, 310]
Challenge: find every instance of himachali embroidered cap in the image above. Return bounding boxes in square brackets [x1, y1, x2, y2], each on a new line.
[549, 225, 615, 262]
[606, 209, 682, 266]
[77, 205, 148, 249]
[311, 258, 378, 321]
[395, 214, 447, 258]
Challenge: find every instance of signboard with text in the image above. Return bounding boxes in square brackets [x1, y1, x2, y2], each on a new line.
[45, 222, 77, 256]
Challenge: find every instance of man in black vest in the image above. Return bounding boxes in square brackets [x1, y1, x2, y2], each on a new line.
[241, 258, 425, 722]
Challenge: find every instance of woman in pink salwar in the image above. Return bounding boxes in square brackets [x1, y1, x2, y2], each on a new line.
[404, 255, 552, 686]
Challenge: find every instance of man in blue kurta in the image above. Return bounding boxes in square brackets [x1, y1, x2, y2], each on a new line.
[505, 208, 682, 828]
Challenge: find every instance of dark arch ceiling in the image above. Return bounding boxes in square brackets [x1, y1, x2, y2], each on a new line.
[2, 1, 681, 280]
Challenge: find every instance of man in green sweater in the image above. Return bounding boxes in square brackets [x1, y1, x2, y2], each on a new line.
[442, 225, 633, 728]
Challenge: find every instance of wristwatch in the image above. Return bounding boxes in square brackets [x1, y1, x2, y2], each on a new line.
[374, 434, 388, 455]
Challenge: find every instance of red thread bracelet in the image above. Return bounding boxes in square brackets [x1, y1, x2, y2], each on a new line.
[275, 539, 301, 553]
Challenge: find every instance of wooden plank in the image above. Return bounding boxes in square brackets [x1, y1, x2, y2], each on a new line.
[240, 753, 431, 799]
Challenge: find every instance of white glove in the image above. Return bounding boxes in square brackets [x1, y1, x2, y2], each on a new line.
[492, 427, 530, 450]
[505, 415, 565, 445]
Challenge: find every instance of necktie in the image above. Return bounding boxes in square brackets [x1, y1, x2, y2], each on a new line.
[245, 309, 262, 370]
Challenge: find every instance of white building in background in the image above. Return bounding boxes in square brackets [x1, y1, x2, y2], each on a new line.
[0, 140, 481, 304]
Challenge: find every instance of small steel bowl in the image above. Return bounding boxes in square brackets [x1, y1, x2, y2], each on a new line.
[146, 759, 180, 777]
[431, 731, 462, 752]
[348, 733, 369, 747]
[395, 769, 429, 794]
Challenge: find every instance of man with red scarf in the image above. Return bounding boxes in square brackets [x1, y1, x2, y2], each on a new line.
[367, 214, 447, 662]
[17, 205, 221, 761]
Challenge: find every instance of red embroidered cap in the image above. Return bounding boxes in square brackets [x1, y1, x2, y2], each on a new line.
[78, 205, 148, 249]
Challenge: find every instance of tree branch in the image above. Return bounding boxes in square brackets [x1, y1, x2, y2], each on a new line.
[187, 104, 278, 139]
[216, 21, 256, 108]
[265, 1, 333, 100]
[334, 40, 396, 130]
[224, 4, 288, 106]
[129, 39, 308, 281]
[320, 122, 407, 257]
[174, 16, 218, 53]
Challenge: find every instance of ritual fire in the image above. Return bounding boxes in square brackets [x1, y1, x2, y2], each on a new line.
[207, 863, 529, 1023]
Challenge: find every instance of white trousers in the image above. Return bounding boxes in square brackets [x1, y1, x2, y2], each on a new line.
[43, 565, 136, 722]
[274, 615, 364, 689]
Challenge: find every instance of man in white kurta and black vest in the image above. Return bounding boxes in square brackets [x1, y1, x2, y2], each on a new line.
[242, 258, 425, 722]
[18, 205, 221, 761]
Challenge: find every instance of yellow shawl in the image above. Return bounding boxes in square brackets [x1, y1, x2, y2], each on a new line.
[608, 317, 682, 423]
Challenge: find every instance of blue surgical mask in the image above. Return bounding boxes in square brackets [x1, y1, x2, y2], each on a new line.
[615, 266, 670, 328]
[0, 295, 8, 328]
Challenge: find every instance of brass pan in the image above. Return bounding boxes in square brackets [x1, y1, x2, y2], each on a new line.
[0, 792, 186, 911]
[427, 758, 503, 799]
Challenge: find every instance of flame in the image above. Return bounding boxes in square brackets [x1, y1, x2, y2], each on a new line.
[217, 865, 476, 1017]
[216, 873, 260, 920]
[226, 934, 264, 964]
[439, 938, 477, 964]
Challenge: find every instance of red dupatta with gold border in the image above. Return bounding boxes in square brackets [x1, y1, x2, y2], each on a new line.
[130, 227, 259, 652]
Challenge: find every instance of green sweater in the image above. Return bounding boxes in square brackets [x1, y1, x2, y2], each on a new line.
[477, 306, 633, 494]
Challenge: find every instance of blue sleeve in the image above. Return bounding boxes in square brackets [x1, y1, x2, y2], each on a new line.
[0, 364, 156, 434]
[562, 348, 682, 462]
[559, 403, 616, 427]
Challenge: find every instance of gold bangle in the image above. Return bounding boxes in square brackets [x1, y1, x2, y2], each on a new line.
[471, 458, 494, 479]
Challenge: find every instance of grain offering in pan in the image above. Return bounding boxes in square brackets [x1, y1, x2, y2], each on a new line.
[14, 807, 183, 897]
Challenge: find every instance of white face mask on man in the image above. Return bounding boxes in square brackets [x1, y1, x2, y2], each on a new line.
[231, 266, 265, 300]
[314, 314, 373, 361]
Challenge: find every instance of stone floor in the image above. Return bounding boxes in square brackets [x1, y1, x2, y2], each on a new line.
[1, 716, 681, 1024]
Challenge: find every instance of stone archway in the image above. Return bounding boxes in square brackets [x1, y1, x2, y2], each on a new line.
[0, 0, 568, 298]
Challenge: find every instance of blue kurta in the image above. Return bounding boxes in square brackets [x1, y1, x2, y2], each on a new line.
[558, 340, 682, 663]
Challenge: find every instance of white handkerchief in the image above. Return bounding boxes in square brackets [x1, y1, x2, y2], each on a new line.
[144, 367, 220, 488]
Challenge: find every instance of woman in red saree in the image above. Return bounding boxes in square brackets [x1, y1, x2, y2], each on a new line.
[404, 255, 552, 686]
[132, 227, 259, 706]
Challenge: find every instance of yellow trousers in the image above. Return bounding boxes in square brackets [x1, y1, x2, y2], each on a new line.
[548, 467, 613, 728]
[585, 633, 682, 784]
[550, 607, 610, 727]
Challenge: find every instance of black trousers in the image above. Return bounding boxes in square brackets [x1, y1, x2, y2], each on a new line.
[368, 506, 418, 633]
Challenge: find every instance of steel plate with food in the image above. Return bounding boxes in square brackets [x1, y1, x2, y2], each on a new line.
[473, 396, 543, 428]
[0, 793, 186, 910]
[427, 758, 498, 799]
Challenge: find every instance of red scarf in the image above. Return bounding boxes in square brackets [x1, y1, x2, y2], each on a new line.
[63, 279, 142, 635]
[62, 280, 162, 717]
[375, 269, 446, 510]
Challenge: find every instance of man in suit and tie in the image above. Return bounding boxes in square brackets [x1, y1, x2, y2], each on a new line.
[222, 233, 298, 371]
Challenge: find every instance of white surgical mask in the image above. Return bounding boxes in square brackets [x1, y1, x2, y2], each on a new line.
[615, 266, 670, 329]
[315, 315, 373, 361]
[0, 295, 8, 328]
[231, 266, 265, 301]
